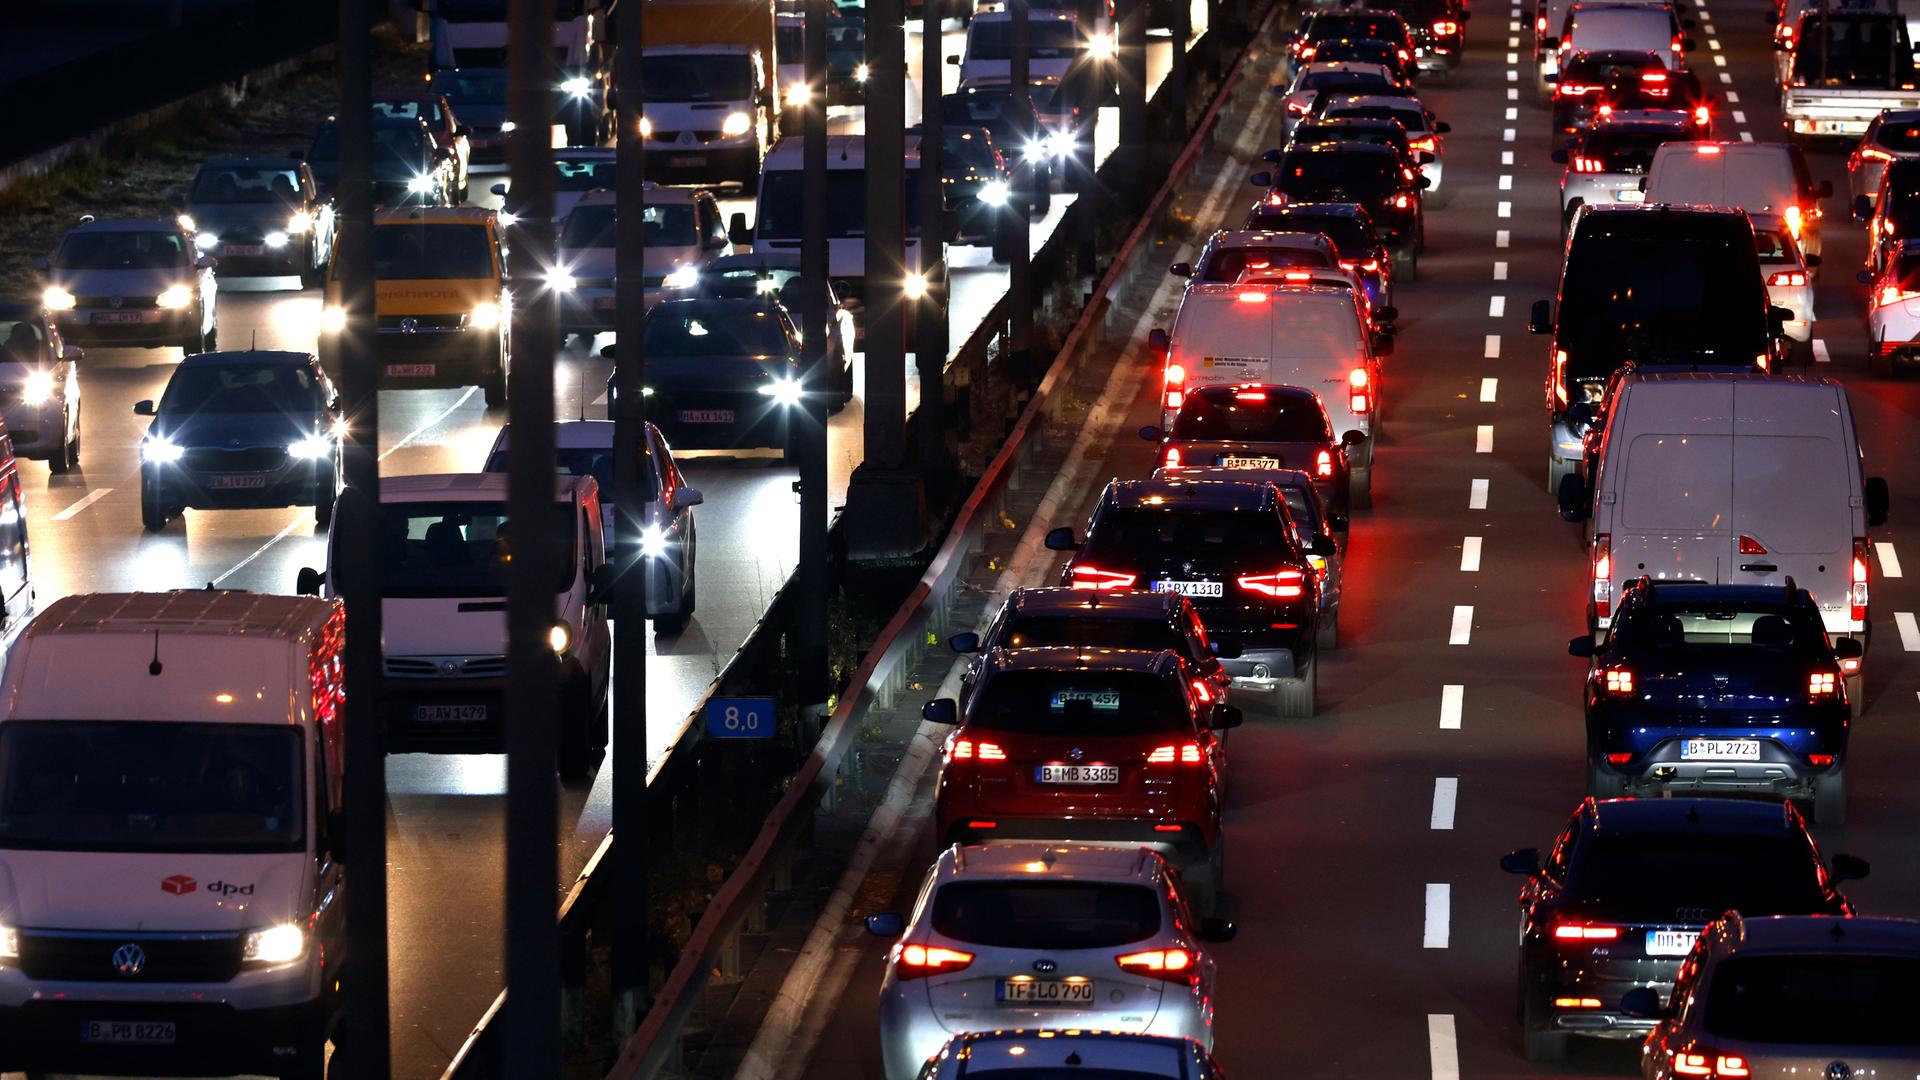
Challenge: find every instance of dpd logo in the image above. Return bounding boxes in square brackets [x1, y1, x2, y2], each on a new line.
[207, 880, 255, 897]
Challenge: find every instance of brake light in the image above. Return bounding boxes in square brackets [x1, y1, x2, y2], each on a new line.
[1879, 284, 1917, 306]
[1237, 569, 1306, 598]
[1267, 192, 1285, 206]
[1315, 448, 1334, 477]
[1693, 104, 1711, 125]
[950, 738, 1007, 761]
[1392, 193, 1412, 209]
[1573, 155, 1605, 172]
[1116, 947, 1197, 983]
[1148, 742, 1205, 764]
[1553, 997, 1603, 1008]
[1556, 83, 1597, 96]
[1190, 678, 1213, 704]
[1553, 923, 1622, 941]
[1349, 367, 1371, 414]
[1286, 98, 1311, 116]
[1164, 363, 1185, 410]
[895, 943, 975, 979]
[1164, 445, 1182, 467]
[1861, 145, 1895, 163]
[1408, 136, 1437, 152]
[1852, 537, 1870, 621]
[1603, 667, 1635, 695]
[1768, 270, 1807, 287]
[1739, 534, 1768, 555]
[1674, 1053, 1750, 1078]
[1784, 204, 1804, 240]
[1343, 258, 1382, 273]
[1553, 350, 1569, 407]
[1642, 71, 1668, 83]
[1070, 565, 1139, 591]
[1237, 290, 1269, 303]
[1536, 14, 1547, 33]
[1234, 390, 1269, 402]
[1697, 144, 1722, 154]
[1810, 672, 1837, 696]
[1592, 534, 1612, 617]
[1281, 271, 1313, 282]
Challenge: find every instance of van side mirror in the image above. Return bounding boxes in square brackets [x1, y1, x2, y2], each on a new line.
[1805, 253, 1822, 268]
[1835, 637, 1865, 661]
[1169, 262, 1193, 277]
[1529, 299, 1553, 334]
[1558, 473, 1589, 522]
[1312, 535, 1337, 557]
[729, 211, 753, 246]
[1568, 635, 1595, 658]
[1831, 852, 1872, 882]
[491, 182, 508, 197]
[1249, 170, 1273, 187]
[296, 566, 325, 597]
[1139, 425, 1164, 441]
[1415, 175, 1431, 190]
[456, 124, 472, 138]
[922, 698, 958, 725]
[1865, 476, 1890, 527]
[950, 631, 981, 653]
[1856, 194, 1874, 222]
[1341, 429, 1365, 447]
[1500, 848, 1540, 875]
[1044, 527, 1080, 551]
[1147, 328, 1170, 361]
[1620, 987, 1666, 1019]
[1550, 148, 1569, 164]
[1210, 704, 1244, 730]
[864, 912, 906, 936]
[195, 255, 218, 270]
[133, 399, 156, 416]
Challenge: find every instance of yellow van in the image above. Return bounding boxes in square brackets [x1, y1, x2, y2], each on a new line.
[319, 206, 509, 405]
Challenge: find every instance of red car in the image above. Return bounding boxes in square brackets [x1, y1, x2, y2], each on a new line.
[374, 91, 472, 204]
[925, 647, 1241, 913]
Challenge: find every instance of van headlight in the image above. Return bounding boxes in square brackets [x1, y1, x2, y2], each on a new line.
[855, 63, 870, 82]
[468, 302, 502, 330]
[156, 285, 194, 310]
[548, 622, 573, 655]
[661, 265, 699, 290]
[265, 231, 290, 249]
[562, 75, 594, 98]
[21, 370, 57, 406]
[638, 524, 669, 558]
[320, 305, 347, 333]
[902, 271, 930, 300]
[42, 286, 77, 311]
[550, 269, 577, 292]
[978, 179, 1011, 206]
[722, 111, 752, 137]
[242, 923, 307, 964]
[289, 434, 332, 459]
[141, 437, 184, 464]
[758, 376, 805, 406]
[0, 923, 17, 960]
[408, 173, 437, 195]
[287, 209, 315, 234]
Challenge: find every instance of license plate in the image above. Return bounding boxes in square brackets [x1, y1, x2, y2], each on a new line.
[385, 363, 436, 377]
[1682, 738, 1761, 760]
[1616, 190, 1647, 202]
[680, 409, 734, 423]
[82, 1020, 176, 1045]
[998, 978, 1096, 1005]
[1151, 579, 1224, 598]
[669, 155, 706, 167]
[92, 311, 152, 324]
[1646, 930, 1699, 956]
[1219, 455, 1281, 468]
[414, 704, 488, 724]
[223, 244, 265, 256]
[1037, 764, 1119, 784]
[209, 474, 268, 490]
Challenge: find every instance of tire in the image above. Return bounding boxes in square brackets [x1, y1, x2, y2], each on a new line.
[1586, 757, 1627, 798]
[1521, 990, 1570, 1062]
[652, 559, 695, 634]
[556, 679, 593, 782]
[1030, 174, 1053, 218]
[1276, 655, 1316, 718]
[48, 412, 72, 475]
[1813, 766, 1847, 825]
[140, 482, 169, 532]
[1316, 606, 1339, 651]
[1349, 464, 1373, 510]
[301, 247, 325, 289]
[1184, 841, 1224, 916]
[315, 480, 336, 528]
[483, 352, 508, 408]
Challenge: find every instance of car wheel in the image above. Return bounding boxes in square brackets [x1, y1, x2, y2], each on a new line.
[1184, 842, 1223, 917]
[1396, 246, 1418, 282]
[1276, 656, 1316, 718]
[1030, 176, 1053, 218]
[556, 677, 594, 782]
[1585, 757, 1626, 798]
[1548, 455, 1575, 496]
[483, 355, 508, 408]
[1520, 990, 1570, 1062]
[140, 483, 170, 533]
[1870, 342, 1894, 378]
[1316, 606, 1339, 651]
[1348, 464, 1372, 510]
[1813, 766, 1847, 825]
[48, 412, 71, 475]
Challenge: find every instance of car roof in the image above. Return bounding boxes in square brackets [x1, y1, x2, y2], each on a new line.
[1625, 370, 1838, 389]
[577, 184, 699, 208]
[379, 472, 586, 501]
[1182, 281, 1358, 306]
[177, 349, 315, 368]
[1719, 914, 1920, 956]
[66, 217, 180, 234]
[492, 420, 617, 451]
[1003, 586, 1184, 620]
[1588, 796, 1800, 837]
[1259, 201, 1371, 219]
[25, 590, 337, 643]
[1327, 94, 1426, 113]
[979, 645, 1184, 676]
[1584, 202, 1749, 221]
[1591, 117, 1695, 134]
[707, 251, 802, 271]
[1208, 229, 1336, 252]
[651, 296, 785, 317]
[373, 205, 497, 225]
[1103, 476, 1277, 512]
[970, 8, 1075, 20]
[937, 842, 1163, 884]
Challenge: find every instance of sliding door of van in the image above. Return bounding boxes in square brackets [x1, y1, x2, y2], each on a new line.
[1729, 381, 1854, 629]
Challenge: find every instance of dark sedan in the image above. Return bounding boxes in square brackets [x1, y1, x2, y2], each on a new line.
[1240, 201, 1395, 308]
[173, 157, 332, 285]
[305, 116, 452, 208]
[605, 297, 810, 454]
[1253, 143, 1427, 270]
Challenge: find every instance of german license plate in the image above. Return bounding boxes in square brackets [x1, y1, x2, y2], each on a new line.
[998, 978, 1095, 1005]
[223, 244, 265, 256]
[1616, 190, 1647, 202]
[385, 363, 436, 377]
[414, 704, 488, 724]
[1682, 739, 1761, 760]
[680, 409, 734, 423]
[1219, 455, 1281, 468]
[82, 1020, 176, 1045]
[1037, 764, 1119, 784]
[1646, 929, 1698, 956]
[92, 311, 151, 324]
[669, 155, 706, 168]
[1151, 579, 1224, 598]
[209, 474, 268, 490]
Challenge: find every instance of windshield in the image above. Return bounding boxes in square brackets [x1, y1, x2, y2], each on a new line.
[1170, 391, 1332, 440]
[1570, 834, 1828, 917]
[702, 265, 802, 299]
[776, 22, 804, 58]
[944, 129, 1000, 171]
[435, 0, 587, 19]
[968, 670, 1191, 734]
[368, 223, 495, 280]
[378, 501, 575, 597]
[1878, 118, 1920, 151]
[308, 125, 428, 172]
[1277, 151, 1402, 197]
[940, 91, 1035, 142]
[827, 19, 865, 56]
[644, 309, 790, 355]
[756, 169, 923, 239]
[485, 445, 614, 497]
[1583, 129, 1679, 172]
[931, 882, 1162, 949]
[1198, 247, 1331, 281]
[560, 204, 615, 249]
[1792, 15, 1914, 86]
[643, 54, 753, 101]
[191, 164, 302, 204]
[1295, 126, 1405, 153]
[1704, 954, 1920, 1046]
[1323, 104, 1427, 133]
[999, 615, 1190, 656]
[373, 99, 444, 124]
[0, 722, 303, 853]
[555, 156, 615, 191]
[433, 70, 508, 105]
[55, 229, 187, 271]
[967, 18, 1080, 59]
[161, 363, 316, 416]
[1753, 227, 1799, 262]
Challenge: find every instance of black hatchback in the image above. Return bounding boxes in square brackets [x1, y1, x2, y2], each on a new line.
[1241, 201, 1394, 307]
[1501, 796, 1867, 1062]
[1253, 144, 1426, 265]
[1047, 478, 1322, 717]
[608, 297, 807, 455]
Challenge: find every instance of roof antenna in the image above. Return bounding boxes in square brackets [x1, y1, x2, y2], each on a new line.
[148, 631, 164, 677]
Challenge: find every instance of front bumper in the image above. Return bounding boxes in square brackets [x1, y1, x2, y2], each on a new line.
[646, 391, 794, 452]
[560, 286, 618, 335]
[641, 142, 760, 186]
[52, 307, 195, 349]
[365, 326, 503, 390]
[382, 656, 585, 753]
[144, 455, 330, 512]
[207, 238, 308, 276]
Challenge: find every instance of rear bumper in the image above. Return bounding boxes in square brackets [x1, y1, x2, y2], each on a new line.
[1589, 736, 1841, 797]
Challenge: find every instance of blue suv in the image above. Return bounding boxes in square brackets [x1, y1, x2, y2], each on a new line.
[1570, 579, 1859, 823]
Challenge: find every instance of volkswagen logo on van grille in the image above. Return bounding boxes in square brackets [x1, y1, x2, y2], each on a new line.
[1826, 1062, 1853, 1080]
[399, 316, 419, 334]
[109, 295, 124, 310]
[112, 943, 146, 977]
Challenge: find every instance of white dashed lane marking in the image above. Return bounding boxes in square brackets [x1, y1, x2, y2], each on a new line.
[1733, 110, 1747, 123]
[1507, 69, 1519, 80]
[1507, 87, 1519, 101]
[1498, 201, 1512, 216]
[1709, 37, 1721, 49]
[1507, 51, 1519, 62]
[1502, 149, 1514, 164]
[1814, 339, 1831, 364]
[1897, 612, 1920, 651]
[1429, 1015, 1461, 1080]
[1494, 260, 1508, 280]
[1713, 53, 1727, 66]
[1469, 478, 1489, 509]
[1721, 71, 1734, 83]
[1480, 376, 1498, 401]
[1431, 778, 1459, 830]
[52, 489, 113, 522]
[1505, 106, 1518, 120]
[1440, 684, 1465, 728]
[1475, 425, 1493, 453]
[1740, 131, 1754, 142]
[1424, 884, 1451, 948]
[1878, 541, 1903, 578]
[1461, 536, 1483, 571]
[1450, 605, 1475, 644]
[1727, 90, 1740, 102]
[1499, 173, 1514, 188]
[1484, 333, 1501, 358]
[1503, 127, 1516, 142]
[1496, 229, 1511, 247]
[1489, 296, 1505, 317]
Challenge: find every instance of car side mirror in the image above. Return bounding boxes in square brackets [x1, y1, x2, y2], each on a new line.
[1312, 535, 1337, 557]
[1327, 513, 1349, 532]
[195, 255, 217, 270]
[1620, 987, 1666, 1019]
[1855, 194, 1874, 222]
[922, 697, 958, 725]
[1434, 121, 1451, 134]
[1805, 253, 1822, 268]
[491, 182, 509, 197]
[1250, 170, 1273, 187]
[1831, 853, 1871, 882]
[1340, 429, 1365, 447]
[1818, 178, 1834, 199]
[1138, 425, 1164, 442]
[1415, 175, 1432, 190]
[1044, 526, 1080, 551]
[945, 54, 960, 64]
[864, 912, 906, 936]
[1835, 637, 1865, 660]
[1196, 916, 1237, 942]
[1210, 704, 1244, 731]
[1550, 148, 1569, 164]
[133, 399, 156, 416]
[1261, 148, 1282, 163]
[600, 344, 617, 359]
[1500, 848, 1541, 875]
[296, 566, 325, 597]
[1859, 269, 1877, 285]
[1558, 473, 1589, 522]
[1169, 262, 1193, 277]
[949, 631, 981, 653]
[1147, 327, 1170, 361]
[1865, 476, 1890, 527]
[1529, 298, 1552, 334]
[1376, 305, 1398, 322]
[673, 486, 704, 510]
[729, 211, 753, 246]
[1568, 635, 1595, 658]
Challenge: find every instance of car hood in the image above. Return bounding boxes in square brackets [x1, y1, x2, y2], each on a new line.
[51, 266, 190, 300]
[0, 849, 307, 932]
[155, 410, 317, 450]
[457, 103, 508, 130]
[185, 202, 296, 237]
[647, 354, 797, 386]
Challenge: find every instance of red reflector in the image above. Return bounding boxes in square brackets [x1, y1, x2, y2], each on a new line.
[1809, 753, 1835, 766]
[1739, 535, 1768, 555]
[1606, 752, 1632, 765]
[1233, 391, 1268, 402]
[967, 820, 996, 829]
[1153, 823, 1186, 832]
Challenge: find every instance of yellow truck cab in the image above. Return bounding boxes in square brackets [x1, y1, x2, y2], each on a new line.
[320, 205, 510, 406]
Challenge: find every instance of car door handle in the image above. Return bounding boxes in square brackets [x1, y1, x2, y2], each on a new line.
[1740, 563, 1778, 573]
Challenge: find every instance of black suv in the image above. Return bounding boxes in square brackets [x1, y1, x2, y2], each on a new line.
[1372, 0, 1469, 74]
[1253, 143, 1427, 268]
[1241, 201, 1394, 307]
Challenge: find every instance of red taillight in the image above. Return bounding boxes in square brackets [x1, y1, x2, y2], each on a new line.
[1553, 923, 1622, 941]
[1606, 752, 1632, 765]
[1784, 204, 1804, 239]
[1148, 742, 1205, 764]
[1315, 448, 1334, 477]
[1553, 996, 1603, 1008]
[1556, 83, 1597, 97]
[1536, 14, 1547, 33]
[1861, 145, 1895, 163]
[1349, 367, 1371, 414]
[950, 738, 1006, 761]
[1768, 270, 1807, 287]
[1233, 390, 1269, 402]
[1163, 362, 1185, 411]
[1698, 144, 1723, 155]
[1853, 537, 1870, 622]
[1879, 284, 1919, 307]
[1675, 1053, 1750, 1078]
[1739, 534, 1768, 555]
[1642, 71, 1668, 83]
[1070, 565, 1139, 591]
[1286, 98, 1311, 116]
[1603, 667, 1635, 695]
[1298, 44, 1317, 59]
[1190, 678, 1213, 704]
[1392, 193, 1412, 209]
[1810, 753, 1835, 766]
[894, 943, 975, 979]
[1237, 569, 1306, 598]
[1553, 350, 1569, 407]
[1281, 270, 1313, 281]
[1164, 445, 1182, 467]
[1116, 947, 1197, 983]
[1573, 155, 1605, 173]
[1433, 18, 1458, 34]
[1693, 104, 1711, 125]
[1267, 191, 1285, 206]
[1809, 672, 1837, 696]
[1408, 136, 1437, 152]
[1592, 534, 1612, 617]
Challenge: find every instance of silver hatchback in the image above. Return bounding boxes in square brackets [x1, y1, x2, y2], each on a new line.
[865, 843, 1234, 1080]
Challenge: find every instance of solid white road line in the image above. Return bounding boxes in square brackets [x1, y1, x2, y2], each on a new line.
[1440, 684, 1464, 729]
[1469, 478, 1489, 509]
[1480, 376, 1498, 401]
[1496, 229, 1511, 247]
[1732, 110, 1747, 123]
[1897, 611, 1920, 651]
[52, 488, 112, 522]
[1814, 339, 1832, 364]
[1429, 1015, 1461, 1080]
[1450, 605, 1474, 645]
[1489, 295, 1505, 317]
[1739, 130, 1754, 142]
[1498, 200, 1512, 216]
[1484, 334, 1501, 358]
[1431, 778, 1459, 830]
[1494, 260, 1508, 280]
[1877, 541, 1903, 578]
[1475, 425, 1493, 453]
[1461, 536, 1483, 571]
[1424, 884, 1451, 948]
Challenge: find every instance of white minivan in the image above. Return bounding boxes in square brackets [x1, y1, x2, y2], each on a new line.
[1150, 282, 1386, 505]
[295, 473, 613, 779]
[1567, 374, 1889, 693]
[0, 590, 347, 1080]
[1644, 141, 1831, 259]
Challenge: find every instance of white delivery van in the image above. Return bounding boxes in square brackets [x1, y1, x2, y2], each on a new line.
[1149, 282, 1386, 505]
[1538, 0, 1685, 97]
[1577, 373, 1889, 688]
[295, 472, 613, 779]
[639, 45, 774, 191]
[1557, 2, 1684, 68]
[1645, 141, 1831, 258]
[0, 590, 347, 1080]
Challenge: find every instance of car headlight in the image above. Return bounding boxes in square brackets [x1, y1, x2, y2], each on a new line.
[1045, 130, 1075, 159]
[638, 524, 669, 559]
[722, 111, 752, 137]
[500, 119, 518, 133]
[662, 265, 699, 290]
[141, 437, 184, 464]
[408, 173, 437, 195]
[978, 179, 1011, 206]
[176, 213, 197, 233]
[468, 301, 501, 330]
[497, 211, 519, 228]
[320, 305, 347, 333]
[0, 923, 16, 960]
[155, 285, 194, 310]
[242, 923, 307, 964]
[195, 232, 220, 251]
[548, 622, 572, 654]
[42, 286, 76, 311]
[21, 370, 57, 406]
[561, 75, 594, 97]
[1088, 30, 1116, 59]
[785, 82, 813, 107]
[638, 117, 652, 139]
[902, 271, 930, 300]
[1024, 137, 1047, 162]
[758, 375, 805, 407]
[265, 231, 290, 249]
[550, 269, 577, 292]
[288, 209, 315, 234]
[289, 434, 332, 459]
[855, 63, 871, 82]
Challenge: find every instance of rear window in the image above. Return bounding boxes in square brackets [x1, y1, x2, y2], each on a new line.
[1569, 834, 1828, 917]
[1703, 954, 1920, 1046]
[1245, 213, 1373, 255]
[1584, 130, 1680, 171]
[1197, 247, 1330, 281]
[1091, 507, 1293, 560]
[1558, 217, 1766, 378]
[1170, 391, 1332, 442]
[1615, 605, 1828, 651]
[1308, 14, 1410, 42]
[1792, 15, 1915, 86]
[1876, 119, 1920, 151]
[967, 670, 1191, 735]
[1300, 67, 1391, 90]
[1323, 104, 1426, 133]
[644, 308, 789, 356]
[1278, 151, 1401, 197]
[999, 615, 1189, 657]
[1561, 52, 1663, 82]
[929, 882, 1162, 950]
[1753, 227, 1798, 261]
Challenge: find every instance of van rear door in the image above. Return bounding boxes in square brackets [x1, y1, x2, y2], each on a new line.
[1727, 381, 1855, 630]
[1610, 380, 1735, 603]
[1172, 293, 1274, 396]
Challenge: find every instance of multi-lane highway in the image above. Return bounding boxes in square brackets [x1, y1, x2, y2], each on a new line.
[791, 2, 1920, 1077]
